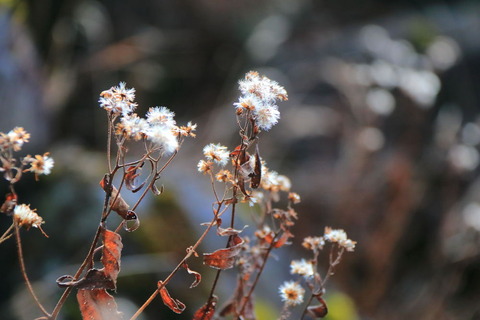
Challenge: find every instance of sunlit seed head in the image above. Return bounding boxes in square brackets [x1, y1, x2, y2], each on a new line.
[197, 160, 213, 174]
[26, 152, 54, 176]
[290, 259, 315, 278]
[145, 126, 179, 155]
[278, 281, 305, 306]
[14, 204, 44, 229]
[146, 106, 176, 128]
[203, 143, 230, 166]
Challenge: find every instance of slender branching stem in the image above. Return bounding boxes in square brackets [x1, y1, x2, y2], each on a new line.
[0, 222, 14, 244]
[14, 221, 51, 317]
[130, 202, 224, 320]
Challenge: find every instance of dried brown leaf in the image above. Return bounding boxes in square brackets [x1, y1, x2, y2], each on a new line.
[182, 262, 201, 288]
[0, 192, 17, 214]
[100, 177, 130, 219]
[193, 296, 217, 320]
[250, 146, 261, 189]
[101, 228, 122, 283]
[77, 289, 122, 320]
[307, 296, 328, 318]
[203, 235, 244, 270]
[157, 281, 186, 314]
[124, 165, 145, 192]
[56, 269, 115, 290]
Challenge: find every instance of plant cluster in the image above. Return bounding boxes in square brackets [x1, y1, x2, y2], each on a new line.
[1, 71, 355, 319]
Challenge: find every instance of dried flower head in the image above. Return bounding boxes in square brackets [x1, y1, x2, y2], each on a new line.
[1, 127, 30, 152]
[13, 204, 44, 229]
[324, 227, 356, 252]
[235, 71, 288, 132]
[146, 106, 176, 128]
[239, 71, 288, 103]
[288, 192, 301, 204]
[145, 125, 179, 155]
[116, 113, 149, 140]
[290, 259, 315, 278]
[99, 82, 137, 115]
[24, 152, 54, 178]
[197, 160, 213, 174]
[302, 236, 325, 252]
[215, 169, 233, 182]
[175, 121, 197, 137]
[254, 104, 280, 131]
[203, 143, 230, 166]
[279, 281, 305, 306]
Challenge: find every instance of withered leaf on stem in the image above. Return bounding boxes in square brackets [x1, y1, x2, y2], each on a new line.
[56, 227, 123, 290]
[157, 281, 186, 314]
[101, 227, 123, 284]
[181, 262, 201, 288]
[151, 183, 164, 196]
[215, 218, 247, 237]
[77, 289, 123, 320]
[250, 145, 262, 189]
[100, 178, 130, 219]
[193, 295, 217, 320]
[203, 234, 244, 270]
[124, 165, 145, 192]
[219, 278, 255, 319]
[0, 192, 17, 214]
[307, 296, 328, 318]
[56, 269, 115, 290]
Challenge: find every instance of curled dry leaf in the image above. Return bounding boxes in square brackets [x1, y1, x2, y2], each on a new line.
[77, 289, 122, 320]
[124, 164, 145, 192]
[151, 183, 164, 196]
[203, 234, 244, 270]
[100, 177, 130, 219]
[0, 192, 17, 214]
[157, 281, 186, 314]
[56, 227, 123, 290]
[307, 296, 328, 318]
[250, 146, 262, 189]
[101, 227, 123, 283]
[214, 218, 248, 237]
[123, 213, 140, 232]
[56, 269, 115, 290]
[182, 262, 201, 288]
[193, 295, 217, 320]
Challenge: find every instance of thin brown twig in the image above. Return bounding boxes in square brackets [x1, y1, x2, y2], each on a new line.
[130, 201, 224, 320]
[14, 221, 51, 317]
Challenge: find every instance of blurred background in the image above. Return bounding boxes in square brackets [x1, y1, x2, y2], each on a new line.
[1, 0, 480, 319]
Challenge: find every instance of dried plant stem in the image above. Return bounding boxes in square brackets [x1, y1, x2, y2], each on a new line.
[130, 202, 225, 320]
[0, 222, 14, 244]
[49, 224, 104, 319]
[235, 233, 278, 319]
[299, 245, 345, 320]
[14, 221, 51, 317]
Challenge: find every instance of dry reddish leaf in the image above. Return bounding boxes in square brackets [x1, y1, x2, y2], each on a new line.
[100, 177, 131, 219]
[193, 296, 217, 320]
[56, 269, 115, 290]
[56, 227, 123, 290]
[307, 296, 328, 318]
[181, 262, 201, 288]
[157, 281, 186, 314]
[151, 183, 164, 196]
[203, 235, 244, 270]
[102, 228, 123, 284]
[77, 289, 122, 320]
[219, 278, 254, 319]
[0, 192, 17, 214]
[250, 146, 262, 189]
[124, 165, 145, 192]
[214, 218, 247, 237]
